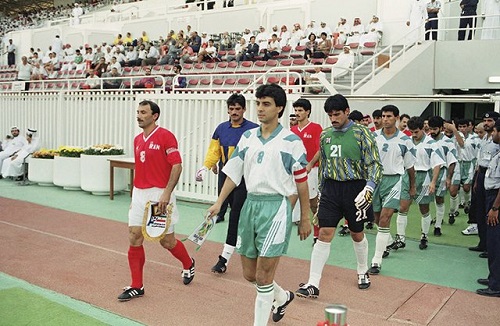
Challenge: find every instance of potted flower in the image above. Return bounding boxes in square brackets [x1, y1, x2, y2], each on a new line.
[53, 146, 84, 190]
[80, 144, 128, 195]
[28, 148, 58, 186]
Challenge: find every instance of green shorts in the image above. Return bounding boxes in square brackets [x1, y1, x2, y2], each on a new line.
[435, 168, 447, 198]
[236, 193, 292, 259]
[401, 171, 435, 204]
[460, 161, 474, 184]
[372, 175, 402, 212]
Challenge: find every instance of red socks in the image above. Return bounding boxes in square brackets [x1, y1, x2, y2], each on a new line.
[168, 239, 192, 269]
[128, 245, 145, 288]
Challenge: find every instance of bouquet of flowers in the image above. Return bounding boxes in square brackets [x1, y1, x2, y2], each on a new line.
[83, 144, 124, 156]
[58, 146, 84, 158]
[32, 148, 58, 159]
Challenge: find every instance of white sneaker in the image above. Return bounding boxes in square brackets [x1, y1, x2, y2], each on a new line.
[462, 224, 478, 235]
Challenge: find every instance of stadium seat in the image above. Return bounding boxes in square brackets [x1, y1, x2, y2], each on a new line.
[290, 45, 306, 58]
[266, 76, 280, 84]
[215, 61, 228, 73]
[192, 63, 204, 74]
[122, 67, 132, 76]
[291, 58, 307, 72]
[238, 61, 253, 73]
[359, 42, 377, 61]
[204, 62, 216, 73]
[132, 66, 143, 75]
[277, 45, 292, 59]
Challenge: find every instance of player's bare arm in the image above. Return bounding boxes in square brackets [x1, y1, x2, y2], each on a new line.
[207, 177, 237, 217]
[296, 181, 311, 240]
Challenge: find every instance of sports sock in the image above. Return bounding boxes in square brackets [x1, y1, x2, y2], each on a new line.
[168, 239, 192, 269]
[273, 281, 287, 307]
[353, 234, 369, 273]
[221, 244, 235, 262]
[396, 212, 408, 237]
[421, 213, 431, 235]
[435, 202, 444, 228]
[254, 283, 274, 326]
[308, 240, 331, 288]
[128, 245, 145, 288]
[459, 188, 465, 205]
[371, 227, 389, 267]
[450, 195, 459, 214]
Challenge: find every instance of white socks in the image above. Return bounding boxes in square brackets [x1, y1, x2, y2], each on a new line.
[435, 202, 444, 228]
[273, 281, 287, 307]
[421, 213, 431, 235]
[254, 283, 274, 326]
[371, 228, 389, 267]
[353, 234, 369, 273]
[308, 240, 331, 288]
[450, 195, 459, 214]
[221, 244, 235, 262]
[397, 212, 408, 237]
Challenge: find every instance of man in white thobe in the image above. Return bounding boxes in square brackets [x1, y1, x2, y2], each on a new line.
[0, 127, 28, 175]
[406, 0, 428, 44]
[1, 129, 41, 179]
[72, 3, 84, 25]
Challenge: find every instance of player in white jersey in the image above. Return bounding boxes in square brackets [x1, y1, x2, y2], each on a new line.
[428, 116, 459, 236]
[456, 119, 480, 214]
[208, 84, 311, 325]
[395, 117, 445, 250]
[367, 105, 416, 275]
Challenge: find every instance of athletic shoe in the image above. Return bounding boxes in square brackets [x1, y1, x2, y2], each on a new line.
[382, 249, 390, 258]
[295, 283, 319, 298]
[182, 258, 195, 285]
[272, 291, 294, 322]
[368, 263, 381, 275]
[387, 234, 406, 251]
[430, 219, 436, 225]
[216, 216, 225, 223]
[419, 234, 428, 250]
[462, 224, 478, 235]
[358, 273, 371, 289]
[365, 222, 374, 230]
[433, 227, 442, 236]
[211, 255, 227, 274]
[338, 225, 349, 236]
[464, 205, 470, 214]
[454, 211, 459, 217]
[459, 203, 464, 209]
[117, 286, 144, 301]
[448, 213, 456, 225]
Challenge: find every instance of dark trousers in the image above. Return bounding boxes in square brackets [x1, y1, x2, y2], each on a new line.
[474, 170, 488, 251]
[458, 15, 476, 40]
[218, 172, 247, 246]
[485, 189, 500, 291]
[425, 15, 438, 40]
[7, 52, 15, 66]
[467, 170, 478, 224]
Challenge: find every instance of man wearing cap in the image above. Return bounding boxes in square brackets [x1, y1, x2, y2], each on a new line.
[72, 3, 84, 26]
[1, 128, 41, 180]
[468, 111, 500, 257]
[476, 119, 500, 297]
[0, 127, 28, 176]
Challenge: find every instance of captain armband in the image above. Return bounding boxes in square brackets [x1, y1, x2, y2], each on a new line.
[293, 168, 308, 183]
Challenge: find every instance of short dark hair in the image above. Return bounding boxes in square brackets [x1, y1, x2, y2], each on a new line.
[407, 116, 424, 130]
[372, 109, 382, 118]
[321, 32, 327, 37]
[348, 110, 363, 122]
[428, 116, 444, 128]
[400, 113, 410, 121]
[226, 93, 246, 109]
[381, 105, 399, 117]
[174, 64, 182, 72]
[255, 83, 287, 118]
[292, 98, 312, 114]
[139, 100, 161, 120]
[457, 118, 468, 126]
[324, 94, 349, 113]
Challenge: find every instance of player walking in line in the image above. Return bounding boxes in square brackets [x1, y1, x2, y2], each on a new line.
[368, 105, 416, 275]
[118, 100, 195, 301]
[391, 116, 445, 252]
[207, 84, 311, 325]
[296, 94, 382, 297]
[195, 94, 258, 274]
[290, 98, 323, 243]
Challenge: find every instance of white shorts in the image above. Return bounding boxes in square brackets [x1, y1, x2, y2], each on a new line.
[128, 187, 179, 233]
[292, 167, 319, 222]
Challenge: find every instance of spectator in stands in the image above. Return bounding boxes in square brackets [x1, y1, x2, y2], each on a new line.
[347, 17, 365, 44]
[242, 28, 253, 43]
[305, 62, 325, 94]
[256, 26, 269, 51]
[278, 25, 291, 47]
[107, 56, 122, 73]
[31, 62, 48, 80]
[72, 3, 84, 25]
[74, 49, 85, 71]
[125, 45, 139, 66]
[318, 21, 333, 39]
[0, 127, 27, 176]
[123, 32, 133, 46]
[304, 20, 318, 39]
[92, 47, 105, 67]
[17, 56, 32, 91]
[200, 32, 210, 47]
[29, 52, 42, 65]
[313, 32, 332, 58]
[104, 46, 113, 62]
[134, 67, 155, 88]
[141, 31, 149, 43]
[172, 64, 186, 90]
[179, 41, 195, 64]
[407, 0, 427, 44]
[189, 31, 202, 53]
[229, 38, 246, 62]
[458, 0, 479, 40]
[271, 25, 279, 36]
[43, 52, 59, 79]
[360, 15, 383, 45]
[219, 32, 233, 51]
[1, 128, 41, 181]
[159, 40, 180, 65]
[114, 33, 123, 45]
[242, 36, 259, 61]
[83, 47, 94, 69]
[425, 0, 441, 41]
[93, 57, 108, 77]
[197, 39, 217, 63]
[52, 35, 63, 56]
[263, 34, 281, 60]
[102, 67, 122, 89]
[6, 39, 16, 66]
[82, 69, 100, 89]
[136, 44, 147, 66]
[304, 33, 318, 61]
[335, 17, 351, 44]
[332, 45, 354, 79]
[142, 43, 160, 66]
[289, 23, 304, 47]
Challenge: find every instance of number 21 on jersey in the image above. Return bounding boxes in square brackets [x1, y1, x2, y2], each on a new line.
[330, 144, 342, 157]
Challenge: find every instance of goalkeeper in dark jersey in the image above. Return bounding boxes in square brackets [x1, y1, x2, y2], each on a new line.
[296, 94, 382, 297]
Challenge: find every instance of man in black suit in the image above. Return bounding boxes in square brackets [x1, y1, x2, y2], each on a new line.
[242, 36, 259, 61]
[458, 0, 479, 40]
